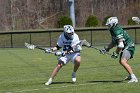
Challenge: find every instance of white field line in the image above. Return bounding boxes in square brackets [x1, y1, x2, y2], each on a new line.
[5, 83, 97, 93]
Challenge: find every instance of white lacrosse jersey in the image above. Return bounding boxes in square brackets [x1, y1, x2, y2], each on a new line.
[57, 32, 80, 51]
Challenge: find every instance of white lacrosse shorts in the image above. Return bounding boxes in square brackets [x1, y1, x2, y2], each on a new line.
[58, 53, 80, 65]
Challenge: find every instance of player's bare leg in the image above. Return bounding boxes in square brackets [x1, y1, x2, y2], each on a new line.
[45, 62, 63, 85]
[72, 56, 81, 82]
[120, 58, 138, 83]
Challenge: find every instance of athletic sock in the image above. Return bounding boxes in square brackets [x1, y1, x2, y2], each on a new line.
[131, 74, 137, 79]
[72, 71, 76, 75]
[49, 78, 52, 81]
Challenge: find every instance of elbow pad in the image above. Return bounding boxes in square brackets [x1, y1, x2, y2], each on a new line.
[74, 45, 82, 52]
[56, 45, 61, 50]
[77, 45, 82, 51]
[118, 41, 124, 48]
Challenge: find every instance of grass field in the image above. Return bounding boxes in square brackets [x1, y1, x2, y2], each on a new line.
[0, 45, 140, 93]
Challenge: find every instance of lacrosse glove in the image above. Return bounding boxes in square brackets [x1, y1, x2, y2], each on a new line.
[45, 49, 52, 53]
[45, 47, 56, 53]
[55, 52, 62, 56]
[55, 51, 65, 56]
[111, 52, 119, 59]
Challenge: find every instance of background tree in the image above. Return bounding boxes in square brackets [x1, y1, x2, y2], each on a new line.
[85, 15, 98, 27]
[57, 16, 72, 28]
[0, 0, 140, 30]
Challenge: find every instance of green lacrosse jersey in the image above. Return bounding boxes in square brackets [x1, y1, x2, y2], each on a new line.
[109, 24, 135, 58]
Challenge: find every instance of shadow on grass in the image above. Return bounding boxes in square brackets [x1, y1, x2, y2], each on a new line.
[87, 80, 124, 83]
[44, 81, 74, 85]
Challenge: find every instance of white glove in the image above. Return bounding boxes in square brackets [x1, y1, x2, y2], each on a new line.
[50, 47, 56, 51]
[72, 45, 82, 52]
[45, 47, 56, 53]
[76, 45, 82, 51]
[55, 52, 62, 56]
[45, 48, 52, 53]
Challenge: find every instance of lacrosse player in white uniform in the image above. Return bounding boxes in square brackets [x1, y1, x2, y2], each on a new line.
[45, 25, 82, 85]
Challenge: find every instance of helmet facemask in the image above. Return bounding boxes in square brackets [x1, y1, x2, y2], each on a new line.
[65, 32, 74, 40]
[64, 25, 74, 40]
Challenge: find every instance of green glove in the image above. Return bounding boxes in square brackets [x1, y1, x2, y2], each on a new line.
[111, 52, 119, 59]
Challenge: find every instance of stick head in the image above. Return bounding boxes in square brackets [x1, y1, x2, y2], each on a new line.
[80, 40, 91, 47]
[132, 17, 140, 24]
[25, 42, 35, 49]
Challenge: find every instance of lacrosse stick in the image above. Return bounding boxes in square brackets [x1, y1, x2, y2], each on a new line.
[25, 42, 55, 54]
[132, 17, 140, 24]
[25, 41, 84, 56]
[79, 40, 112, 55]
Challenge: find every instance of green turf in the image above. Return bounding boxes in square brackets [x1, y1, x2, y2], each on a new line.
[0, 45, 140, 93]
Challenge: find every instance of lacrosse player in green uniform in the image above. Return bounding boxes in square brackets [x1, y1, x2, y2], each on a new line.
[100, 17, 138, 83]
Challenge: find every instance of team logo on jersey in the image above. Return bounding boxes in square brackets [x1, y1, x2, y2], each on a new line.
[63, 41, 72, 45]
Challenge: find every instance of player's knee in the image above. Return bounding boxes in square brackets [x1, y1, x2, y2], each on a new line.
[75, 56, 81, 65]
[57, 62, 64, 68]
[58, 57, 67, 65]
[119, 58, 127, 65]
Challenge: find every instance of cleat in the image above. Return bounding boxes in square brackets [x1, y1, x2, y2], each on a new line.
[128, 78, 138, 83]
[72, 78, 76, 82]
[72, 72, 76, 83]
[45, 78, 52, 85]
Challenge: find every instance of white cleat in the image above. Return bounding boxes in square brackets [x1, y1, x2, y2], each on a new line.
[72, 72, 76, 83]
[128, 78, 138, 83]
[72, 78, 76, 82]
[45, 78, 52, 85]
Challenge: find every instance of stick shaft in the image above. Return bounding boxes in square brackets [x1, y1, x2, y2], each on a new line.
[35, 46, 55, 54]
[35, 46, 46, 51]
[90, 45, 112, 55]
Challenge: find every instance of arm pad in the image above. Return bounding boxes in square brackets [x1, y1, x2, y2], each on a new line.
[118, 41, 124, 48]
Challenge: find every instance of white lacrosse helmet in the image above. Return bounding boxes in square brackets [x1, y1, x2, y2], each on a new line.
[64, 25, 74, 40]
[106, 17, 118, 28]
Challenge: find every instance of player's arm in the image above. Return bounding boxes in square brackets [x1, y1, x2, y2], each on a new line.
[71, 34, 82, 52]
[106, 41, 116, 51]
[111, 38, 124, 59]
[52, 34, 63, 51]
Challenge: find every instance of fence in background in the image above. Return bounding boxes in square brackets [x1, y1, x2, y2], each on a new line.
[0, 25, 140, 48]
